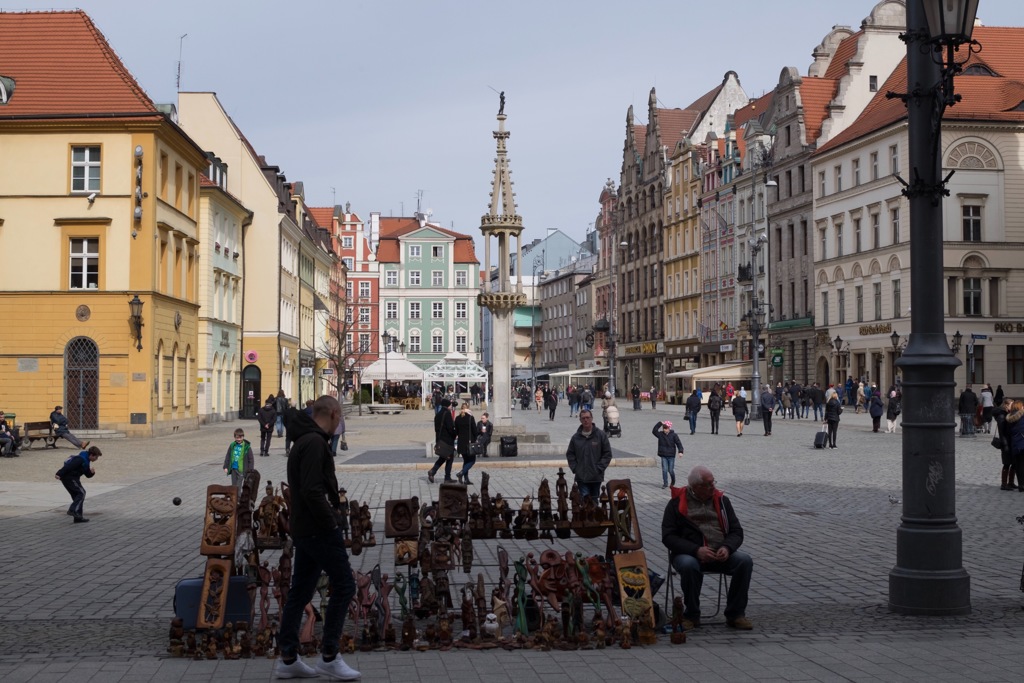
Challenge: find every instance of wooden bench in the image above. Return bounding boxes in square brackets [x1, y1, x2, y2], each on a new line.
[22, 421, 58, 449]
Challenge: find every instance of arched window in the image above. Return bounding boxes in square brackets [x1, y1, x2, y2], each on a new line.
[172, 343, 180, 408]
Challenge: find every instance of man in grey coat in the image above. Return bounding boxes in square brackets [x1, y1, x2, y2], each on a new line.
[565, 409, 613, 499]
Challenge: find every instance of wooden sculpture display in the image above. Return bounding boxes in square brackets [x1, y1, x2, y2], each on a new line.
[612, 550, 655, 628]
[605, 479, 643, 552]
[201, 485, 238, 556]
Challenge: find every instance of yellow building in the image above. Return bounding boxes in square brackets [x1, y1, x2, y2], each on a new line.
[0, 10, 207, 435]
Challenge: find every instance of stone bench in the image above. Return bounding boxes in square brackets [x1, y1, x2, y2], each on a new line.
[367, 404, 405, 415]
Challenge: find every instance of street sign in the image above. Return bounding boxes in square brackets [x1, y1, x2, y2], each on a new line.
[322, 368, 335, 375]
[971, 333, 986, 340]
[300, 367, 313, 376]
[771, 356, 783, 367]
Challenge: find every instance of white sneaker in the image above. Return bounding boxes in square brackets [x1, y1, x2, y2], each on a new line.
[316, 656, 361, 681]
[275, 656, 319, 679]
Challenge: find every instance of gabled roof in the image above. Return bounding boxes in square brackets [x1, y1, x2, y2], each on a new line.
[376, 221, 479, 265]
[733, 90, 775, 129]
[815, 26, 1024, 156]
[798, 77, 839, 145]
[308, 207, 335, 229]
[0, 10, 157, 117]
[633, 124, 647, 157]
[822, 31, 864, 81]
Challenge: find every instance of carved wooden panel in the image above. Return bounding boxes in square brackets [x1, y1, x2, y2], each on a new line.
[197, 557, 233, 630]
[605, 478, 643, 552]
[385, 498, 420, 538]
[613, 550, 655, 628]
[437, 483, 468, 520]
[200, 485, 238, 557]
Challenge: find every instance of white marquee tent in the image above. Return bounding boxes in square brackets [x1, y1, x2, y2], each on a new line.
[359, 352, 426, 382]
[424, 351, 489, 404]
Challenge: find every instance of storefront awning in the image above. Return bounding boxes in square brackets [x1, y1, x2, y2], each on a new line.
[666, 361, 755, 384]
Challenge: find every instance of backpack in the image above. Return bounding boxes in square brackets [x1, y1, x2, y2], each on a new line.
[708, 395, 722, 411]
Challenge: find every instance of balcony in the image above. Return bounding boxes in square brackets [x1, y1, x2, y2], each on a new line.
[737, 263, 753, 282]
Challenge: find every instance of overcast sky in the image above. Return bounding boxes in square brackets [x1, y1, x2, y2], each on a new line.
[8, 0, 1022, 248]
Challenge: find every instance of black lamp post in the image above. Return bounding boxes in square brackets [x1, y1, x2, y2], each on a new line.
[887, 0, 978, 616]
[128, 295, 144, 352]
[381, 331, 392, 404]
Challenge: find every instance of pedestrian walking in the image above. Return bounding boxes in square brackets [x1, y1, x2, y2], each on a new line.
[993, 398, 1018, 490]
[650, 385, 658, 410]
[55, 445, 102, 523]
[869, 390, 884, 432]
[732, 394, 747, 437]
[274, 390, 288, 437]
[454, 402, 479, 485]
[428, 398, 457, 483]
[275, 396, 359, 681]
[545, 386, 558, 421]
[760, 386, 775, 436]
[256, 395, 277, 456]
[707, 390, 723, 435]
[330, 404, 347, 456]
[885, 390, 901, 434]
[223, 428, 254, 490]
[652, 420, 684, 488]
[684, 389, 701, 435]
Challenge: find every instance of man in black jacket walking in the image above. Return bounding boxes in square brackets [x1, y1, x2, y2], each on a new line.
[275, 396, 359, 681]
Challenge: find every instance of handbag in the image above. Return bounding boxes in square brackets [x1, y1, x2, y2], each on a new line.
[744, 415, 750, 426]
[991, 435, 1004, 450]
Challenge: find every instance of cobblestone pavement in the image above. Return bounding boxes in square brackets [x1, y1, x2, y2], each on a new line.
[3, 403, 1024, 681]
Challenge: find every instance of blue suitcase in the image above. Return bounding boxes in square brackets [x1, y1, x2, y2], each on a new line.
[173, 575, 253, 630]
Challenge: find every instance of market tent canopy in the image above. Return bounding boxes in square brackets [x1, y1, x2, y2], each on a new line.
[424, 351, 489, 399]
[359, 352, 426, 382]
[666, 361, 756, 385]
[547, 367, 610, 378]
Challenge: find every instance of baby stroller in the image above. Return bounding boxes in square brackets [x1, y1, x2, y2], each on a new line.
[603, 404, 622, 437]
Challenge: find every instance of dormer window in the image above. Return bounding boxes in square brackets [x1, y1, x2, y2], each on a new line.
[962, 64, 995, 76]
[0, 75, 14, 104]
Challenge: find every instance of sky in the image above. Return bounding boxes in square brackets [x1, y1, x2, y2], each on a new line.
[6, 0, 1022, 249]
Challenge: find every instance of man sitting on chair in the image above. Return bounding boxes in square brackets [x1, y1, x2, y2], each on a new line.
[662, 465, 753, 630]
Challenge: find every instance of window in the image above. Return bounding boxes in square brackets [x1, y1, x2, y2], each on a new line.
[838, 289, 846, 324]
[870, 152, 878, 180]
[432, 246, 444, 258]
[893, 279, 902, 318]
[785, 125, 791, 146]
[432, 302, 444, 318]
[869, 75, 878, 92]
[964, 277, 982, 315]
[409, 302, 421, 319]
[819, 171, 826, 197]
[71, 146, 101, 193]
[345, 307, 353, 324]
[456, 301, 467, 319]
[409, 245, 421, 258]
[432, 333, 443, 353]
[834, 165, 843, 192]
[855, 285, 864, 322]
[409, 334, 421, 353]
[852, 158, 861, 186]
[359, 281, 371, 298]
[1008, 346, 1024, 384]
[455, 270, 468, 286]
[889, 145, 899, 175]
[342, 236, 353, 249]
[359, 333, 370, 353]
[854, 218, 862, 253]
[873, 282, 882, 320]
[798, 165, 805, 193]
[819, 228, 827, 259]
[385, 270, 398, 286]
[891, 207, 900, 244]
[409, 271, 421, 286]
[358, 307, 370, 324]
[962, 205, 981, 241]
[871, 214, 880, 249]
[69, 237, 99, 289]
[432, 270, 444, 286]
[821, 293, 829, 326]
[456, 334, 467, 353]
[836, 223, 844, 257]
[342, 257, 354, 270]
[345, 334, 353, 354]
[386, 302, 398, 319]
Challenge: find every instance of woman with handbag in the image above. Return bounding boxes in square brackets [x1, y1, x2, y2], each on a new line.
[454, 402, 479, 485]
[885, 390, 901, 434]
[994, 397, 1019, 491]
[428, 398, 457, 483]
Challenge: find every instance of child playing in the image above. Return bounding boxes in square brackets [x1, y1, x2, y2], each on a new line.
[55, 445, 102, 523]
[223, 428, 254, 490]
[652, 421, 684, 488]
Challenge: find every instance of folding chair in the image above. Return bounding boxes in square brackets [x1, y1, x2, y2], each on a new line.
[664, 553, 730, 620]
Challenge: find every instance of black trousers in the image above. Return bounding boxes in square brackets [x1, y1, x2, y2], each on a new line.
[826, 421, 839, 447]
[61, 476, 86, 518]
[709, 410, 720, 434]
[762, 412, 772, 435]
[260, 428, 273, 454]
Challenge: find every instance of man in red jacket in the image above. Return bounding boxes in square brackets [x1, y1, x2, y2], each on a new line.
[661, 465, 753, 630]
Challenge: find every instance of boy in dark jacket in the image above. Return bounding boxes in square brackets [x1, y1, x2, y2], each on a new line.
[256, 397, 277, 456]
[652, 420, 684, 488]
[223, 428, 254, 490]
[55, 445, 102, 523]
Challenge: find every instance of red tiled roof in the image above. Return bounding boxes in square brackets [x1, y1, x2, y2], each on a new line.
[798, 77, 839, 145]
[378, 217, 421, 235]
[199, 174, 218, 188]
[816, 27, 1024, 156]
[656, 109, 699, 151]
[822, 31, 864, 81]
[733, 90, 775, 129]
[376, 221, 479, 265]
[308, 207, 335, 229]
[0, 10, 157, 117]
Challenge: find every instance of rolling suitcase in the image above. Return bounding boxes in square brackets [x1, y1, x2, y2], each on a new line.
[814, 425, 829, 449]
[173, 575, 253, 630]
[500, 435, 518, 457]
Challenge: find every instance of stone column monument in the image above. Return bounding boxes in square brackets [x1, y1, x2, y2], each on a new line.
[478, 93, 526, 433]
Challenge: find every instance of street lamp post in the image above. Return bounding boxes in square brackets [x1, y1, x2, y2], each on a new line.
[747, 233, 768, 418]
[381, 331, 392, 404]
[887, 0, 978, 616]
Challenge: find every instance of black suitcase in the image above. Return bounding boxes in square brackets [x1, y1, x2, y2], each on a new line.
[813, 428, 829, 449]
[173, 575, 253, 630]
[500, 435, 518, 457]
